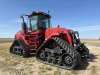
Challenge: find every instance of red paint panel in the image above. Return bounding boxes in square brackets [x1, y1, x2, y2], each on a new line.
[45, 27, 73, 46]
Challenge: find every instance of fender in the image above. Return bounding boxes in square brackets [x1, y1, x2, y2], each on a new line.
[45, 27, 73, 46]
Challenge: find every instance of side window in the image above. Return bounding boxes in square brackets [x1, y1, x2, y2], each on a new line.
[31, 19, 37, 26]
[44, 19, 49, 28]
[30, 16, 38, 32]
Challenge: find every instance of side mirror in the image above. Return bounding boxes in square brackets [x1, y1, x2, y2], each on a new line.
[20, 15, 24, 23]
[20, 15, 27, 34]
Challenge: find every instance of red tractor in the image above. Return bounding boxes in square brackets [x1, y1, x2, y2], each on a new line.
[10, 11, 89, 69]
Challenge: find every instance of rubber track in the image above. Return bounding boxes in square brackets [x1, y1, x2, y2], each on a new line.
[36, 37, 81, 69]
[18, 38, 29, 51]
[10, 38, 30, 57]
[10, 40, 17, 53]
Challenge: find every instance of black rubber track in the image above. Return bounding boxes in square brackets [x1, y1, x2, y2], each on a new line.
[18, 38, 29, 51]
[10, 38, 30, 57]
[36, 37, 81, 70]
[18, 38, 30, 57]
[10, 40, 18, 53]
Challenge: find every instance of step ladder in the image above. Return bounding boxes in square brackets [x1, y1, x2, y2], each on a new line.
[29, 34, 38, 50]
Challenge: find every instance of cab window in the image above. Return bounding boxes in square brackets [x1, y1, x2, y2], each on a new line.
[30, 16, 38, 32]
[38, 15, 50, 29]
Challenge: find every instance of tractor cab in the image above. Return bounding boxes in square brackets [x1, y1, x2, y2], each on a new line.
[20, 11, 51, 34]
[28, 11, 51, 32]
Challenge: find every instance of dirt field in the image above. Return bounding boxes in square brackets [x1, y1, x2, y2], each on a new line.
[0, 40, 100, 75]
[0, 38, 13, 43]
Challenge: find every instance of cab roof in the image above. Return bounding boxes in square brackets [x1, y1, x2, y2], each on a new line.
[28, 11, 51, 18]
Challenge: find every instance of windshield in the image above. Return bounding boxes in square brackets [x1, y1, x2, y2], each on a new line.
[30, 16, 38, 32]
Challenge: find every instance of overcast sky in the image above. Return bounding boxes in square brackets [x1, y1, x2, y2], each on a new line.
[0, 0, 100, 39]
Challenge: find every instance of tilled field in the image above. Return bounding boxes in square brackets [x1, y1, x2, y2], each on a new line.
[0, 40, 100, 75]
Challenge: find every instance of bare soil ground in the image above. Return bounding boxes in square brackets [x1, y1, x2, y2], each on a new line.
[0, 38, 13, 43]
[0, 40, 100, 75]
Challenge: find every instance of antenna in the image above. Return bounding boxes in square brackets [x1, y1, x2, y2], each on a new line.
[48, 11, 50, 15]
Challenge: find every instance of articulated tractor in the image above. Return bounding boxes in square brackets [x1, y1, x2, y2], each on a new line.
[10, 11, 89, 69]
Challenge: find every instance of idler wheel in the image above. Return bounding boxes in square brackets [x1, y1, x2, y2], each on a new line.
[38, 50, 45, 61]
[47, 56, 52, 63]
[62, 54, 74, 68]
[52, 58, 57, 64]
